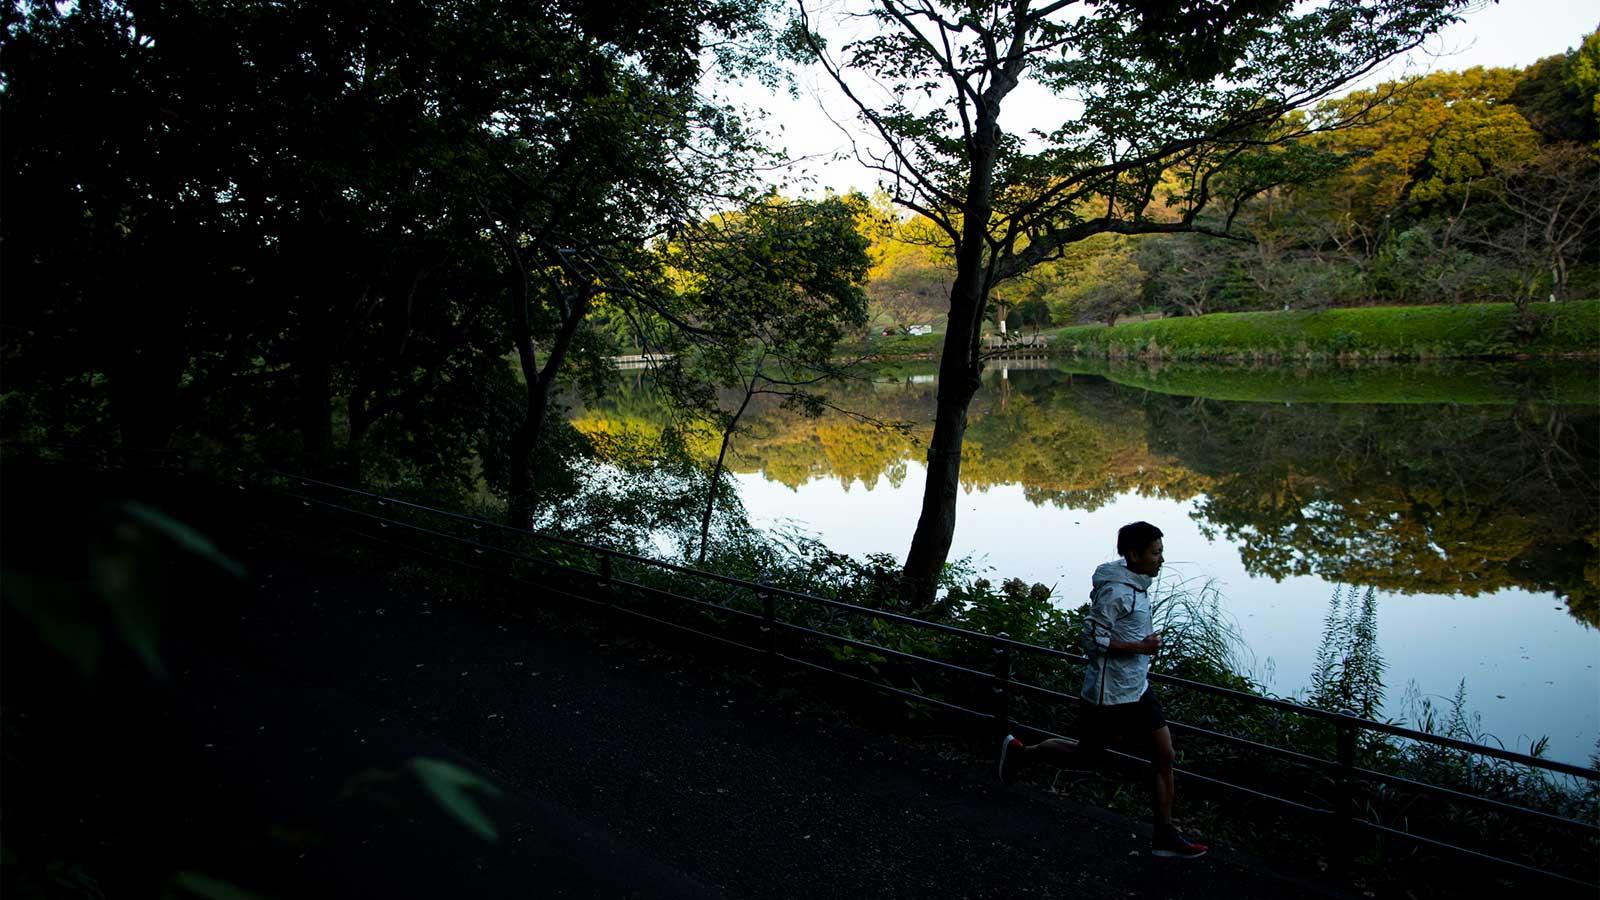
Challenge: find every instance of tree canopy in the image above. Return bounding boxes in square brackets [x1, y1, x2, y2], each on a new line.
[797, 0, 1472, 602]
[1, 0, 806, 511]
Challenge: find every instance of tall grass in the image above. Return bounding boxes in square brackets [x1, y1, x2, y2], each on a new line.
[1306, 585, 1385, 722]
[1147, 570, 1255, 686]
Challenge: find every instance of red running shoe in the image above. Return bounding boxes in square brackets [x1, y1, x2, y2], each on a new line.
[1152, 826, 1208, 859]
[998, 734, 1025, 784]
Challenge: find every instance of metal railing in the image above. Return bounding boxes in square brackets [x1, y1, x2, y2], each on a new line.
[5, 445, 1595, 891]
[247, 469, 1597, 892]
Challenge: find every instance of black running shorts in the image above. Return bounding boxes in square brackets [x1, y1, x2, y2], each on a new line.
[1079, 687, 1166, 749]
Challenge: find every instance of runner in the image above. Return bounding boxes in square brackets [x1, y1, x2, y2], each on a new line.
[997, 521, 1208, 859]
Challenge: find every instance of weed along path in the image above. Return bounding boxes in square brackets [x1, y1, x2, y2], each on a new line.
[196, 551, 1354, 900]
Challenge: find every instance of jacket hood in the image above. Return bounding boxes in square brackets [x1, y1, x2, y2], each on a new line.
[1092, 560, 1152, 592]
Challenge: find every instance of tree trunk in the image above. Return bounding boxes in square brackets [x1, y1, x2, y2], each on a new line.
[697, 373, 759, 565]
[899, 358, 980, 605]
[108, 287, 186, 450]
[899, 195, 991, 605]
[298, 347, 334, 473]
[109, 344, 183, 450]
[346, 388, 372, 482]
[506, 286, 593, 527]
[897, 59, 1020, 607]
[507, 374, 551, 528]
[697, 427, 736, 566]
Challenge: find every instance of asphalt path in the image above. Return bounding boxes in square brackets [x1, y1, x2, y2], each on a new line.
[159, 549, 1356, 900]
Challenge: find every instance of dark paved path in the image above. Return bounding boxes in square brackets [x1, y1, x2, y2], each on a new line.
[166, 550, 1352, 900]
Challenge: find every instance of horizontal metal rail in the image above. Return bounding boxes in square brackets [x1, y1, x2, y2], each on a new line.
[305, 483, 1593, 826]
[1007, 722, 1337, 817]
[277, 476, 1600, 789]
[772, 620, 1001, 684]
[342, 499, 1572, 834]
[776, 653, 993, 721]
[1165, 720, 1343, 773]
[1354, 819, 1597, 890]
[1007, 678, 1344, 774]
[1008, 677, 1083, 706]
[964, 674, 1594, 840]
[1353, 765, 1600, 834]
[274, 470, 1598, 780]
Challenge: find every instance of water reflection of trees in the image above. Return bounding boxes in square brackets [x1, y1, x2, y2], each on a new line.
[961, 374, 1209, 511]
[1143, 396, 1599, 624]
[578, 368, 1599, 623]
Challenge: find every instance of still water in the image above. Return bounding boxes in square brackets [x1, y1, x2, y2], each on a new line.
[579, 359, 1600, 766]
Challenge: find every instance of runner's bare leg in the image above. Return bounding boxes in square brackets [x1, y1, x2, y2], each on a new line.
[1024, 737, 1081, 760]
[1150, 726, 1175, 826]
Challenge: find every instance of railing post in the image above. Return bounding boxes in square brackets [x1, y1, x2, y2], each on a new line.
[1333, 712, 1358, 881]
[760, 588, 776, 672]
[599, 552, 614, 597]
[992, 632, 1012, 738]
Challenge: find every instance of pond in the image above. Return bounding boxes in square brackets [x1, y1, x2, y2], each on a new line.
[575, 359, 1600, 766]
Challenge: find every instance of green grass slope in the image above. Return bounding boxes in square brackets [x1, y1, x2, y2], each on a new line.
[1053, 301, 1600, 361]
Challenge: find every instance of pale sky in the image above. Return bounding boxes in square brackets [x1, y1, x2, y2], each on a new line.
[720, 1, 1599, 197]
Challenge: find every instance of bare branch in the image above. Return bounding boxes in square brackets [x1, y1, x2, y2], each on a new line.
[797, 2, 960, 212]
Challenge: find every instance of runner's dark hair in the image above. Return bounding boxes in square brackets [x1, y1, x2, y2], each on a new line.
[1116, 521, 1163, 558]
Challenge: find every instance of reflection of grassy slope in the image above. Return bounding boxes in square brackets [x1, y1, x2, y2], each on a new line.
[1142, 397, 1600, 623]
[1053, 359, 1600, 405]
[1054, 300, 1600, 361]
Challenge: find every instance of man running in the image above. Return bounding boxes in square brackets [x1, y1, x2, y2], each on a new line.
[997, 521, 1208, 859]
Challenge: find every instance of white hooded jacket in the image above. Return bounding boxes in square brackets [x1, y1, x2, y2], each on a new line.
[1079, 560, 1154, 706]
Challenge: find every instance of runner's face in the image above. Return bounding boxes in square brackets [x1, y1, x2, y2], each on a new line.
[1127, 538, 1163, 577]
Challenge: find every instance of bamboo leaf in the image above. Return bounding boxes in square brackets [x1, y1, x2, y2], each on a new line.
[408, 757, 504, 842]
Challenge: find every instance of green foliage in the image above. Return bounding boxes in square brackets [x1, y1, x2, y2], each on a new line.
[1570, 30, 1600, 131]
[0, 0, 789, 503]
[849, 50, 1600, 330]
[349, 758, 506, 843]
[947, 578, 1071, 648]
[805, 0, 1472, 601]
[1032, 235, 1147, 327]
[1146, 575, 1256, 688]
[987, 44, 1600, 319]
[3, 497, 246, 682]
[864, 204, 956, 329]
[163, 871, 274, 900]
[647, 193, 876, 560]
[666, 195, 873, 374]
[1508, 32, 1600, 143]
[851, 331, 945, 358]
[1136, 234, 1237, 318]
[1307, 586, 1386, 721]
